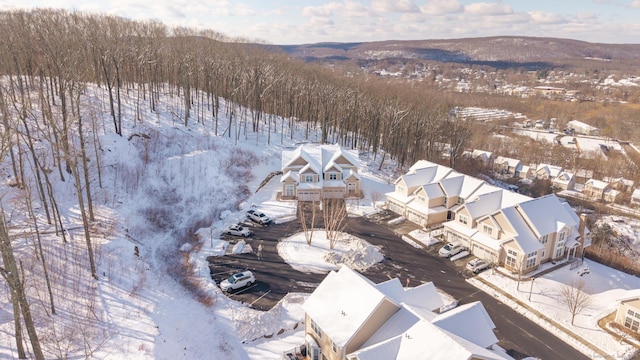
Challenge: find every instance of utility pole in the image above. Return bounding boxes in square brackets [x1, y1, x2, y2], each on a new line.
[528, 277, 536, 301]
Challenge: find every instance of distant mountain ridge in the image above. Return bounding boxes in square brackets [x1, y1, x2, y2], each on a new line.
[276, 36, 640, 69]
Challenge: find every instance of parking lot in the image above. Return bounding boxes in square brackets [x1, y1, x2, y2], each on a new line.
[207, 212, 590, 359]
[208, 212, 477, 310]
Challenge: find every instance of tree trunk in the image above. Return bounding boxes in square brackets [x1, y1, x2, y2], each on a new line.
[0, 215, 45, 360]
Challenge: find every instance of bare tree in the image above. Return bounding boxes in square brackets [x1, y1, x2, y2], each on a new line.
[560, 279, 592, 325]
[0, 213, 45, 360]
[297, 201, 318, 245]
[323, 198, 348, 249]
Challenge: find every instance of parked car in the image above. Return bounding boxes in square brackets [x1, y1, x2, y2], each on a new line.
[438, 243, 464, 258]
[224, 224, 252, 237]
[220, 271, 256, 292]
[247, 209, 271, 225]
[577, 265, 590, 276]
[466, 258, 490, 274]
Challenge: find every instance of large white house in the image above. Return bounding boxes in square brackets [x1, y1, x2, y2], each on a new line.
[386, 160, 590, 274]
[299, 266, 513, 360]
[280, 144, 361, 201]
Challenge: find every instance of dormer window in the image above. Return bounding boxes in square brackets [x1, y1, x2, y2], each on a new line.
[329, 173, 337, 180]
[459, 215, 468, 225]
[483, 224, 493, 236]
[305, 174, 314, 183]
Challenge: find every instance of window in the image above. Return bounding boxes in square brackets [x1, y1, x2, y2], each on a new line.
[397, 185, 405, 193]
[328, 173, 337, 180]
[541, 250, 546, 258]
[459, 215, 468, 225]
[332, 341, 338, 354]
[457, 197, 464, 205]
[310, 319, 322, 339]
[483, 224, 493, 236]
[506, 249, 517, 268]
[525, 252, 537, 268]
[305, 174, 315, 183]
[418, 195, 426, 203]
[285, 185, 294, 197]
[554, 232, 566, 258]
[540, 234, 549, 244]
[624, 316, 640, 332]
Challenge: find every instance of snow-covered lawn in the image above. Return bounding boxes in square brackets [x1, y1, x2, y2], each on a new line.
[474, 259, 640, 359]
[277, 231, 384, 273]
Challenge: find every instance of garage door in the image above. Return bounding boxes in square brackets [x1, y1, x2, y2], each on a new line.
[387, 199, 405, 216]
[472, 244, 496, 261]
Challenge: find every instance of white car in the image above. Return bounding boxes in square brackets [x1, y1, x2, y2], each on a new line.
[220, 271, 256, 292]
[247, 209, 271, 225]
[438, 243, 464, 258]
[466, 258, 490, 274]
[224, 224, 252, 237]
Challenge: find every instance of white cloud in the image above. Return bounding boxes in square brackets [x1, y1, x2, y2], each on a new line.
[529, 11, 566, 25]
[631, 0, 640, 8]
[371, 0, 419, 13]
[465, 2, 513, 16]
[420, 0, 464, 15]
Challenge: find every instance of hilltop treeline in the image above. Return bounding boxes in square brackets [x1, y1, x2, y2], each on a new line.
[0, 8, 470, 171]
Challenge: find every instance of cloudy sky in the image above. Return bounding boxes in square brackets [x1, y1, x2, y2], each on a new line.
[3, 0, 640, 44]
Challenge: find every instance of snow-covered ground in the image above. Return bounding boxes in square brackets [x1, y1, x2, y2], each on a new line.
[514, 129, 622, 156]
[473, 259, 640, 359]
[1, 82, 639, 360]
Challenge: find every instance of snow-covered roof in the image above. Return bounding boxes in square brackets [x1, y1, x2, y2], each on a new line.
[304, 267, 511, 360]
[567, 119, 598, 131]
[554, 171, 574, 183]
[385, 190, 416, 205]
[472, 149, 493, 160]
[470, 231, 503, 251]
[515, 195, 579, 238]
[355, 303, 512, 360]
[280, 170, 297, 183]
[418, 182, 445, 199]
[632, 188, 640, 200]
[443, 220, 478, 238]
[463, 187, 531, 222]
[281, 144, 360, 191]
[431, 301, 498, 349]
[302, 266, 398, 348]
[536, 163, 563, 178]
[586, 179, 609, 190]
[494, 156, 521, 167]
[398, 165, 453, 189]
[499, 207, 544, 254]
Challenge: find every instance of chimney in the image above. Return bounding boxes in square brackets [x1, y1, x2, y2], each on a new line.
[578, 213, 589, 249]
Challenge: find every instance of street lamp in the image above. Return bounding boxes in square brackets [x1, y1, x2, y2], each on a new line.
[528, 277, 536, 301]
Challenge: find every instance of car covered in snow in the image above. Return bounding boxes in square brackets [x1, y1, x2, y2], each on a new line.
[220, 271, 256, 292]
[247, 209, 271, 225]
[438, 243, 464, 258]
[224, 224, 252, 237]
[466, 258, 490, 274]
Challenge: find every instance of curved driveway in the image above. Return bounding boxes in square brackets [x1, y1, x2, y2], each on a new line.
[208, 213, 589, 360]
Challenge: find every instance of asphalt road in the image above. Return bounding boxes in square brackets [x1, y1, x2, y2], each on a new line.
[208, 213, 590, 360]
